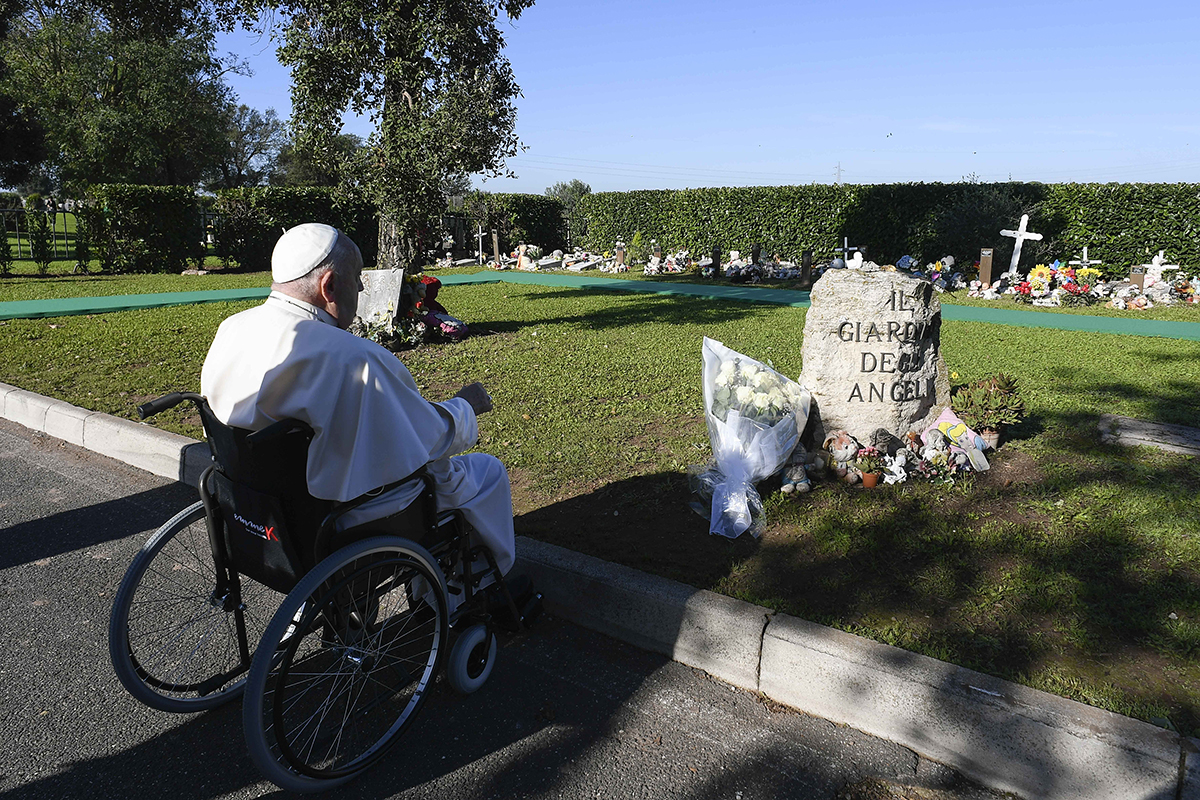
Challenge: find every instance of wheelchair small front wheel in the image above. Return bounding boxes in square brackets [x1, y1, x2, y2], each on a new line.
[446, 623, 497, 695]
[243, 535, 448, 793]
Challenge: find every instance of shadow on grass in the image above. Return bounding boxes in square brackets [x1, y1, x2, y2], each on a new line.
[516, 413, 1200, 737]
[469, 286, 790, 336]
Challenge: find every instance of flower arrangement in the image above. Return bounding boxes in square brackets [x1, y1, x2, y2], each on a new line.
[710, 357, 809, 425]
[853, 446, 884, 475]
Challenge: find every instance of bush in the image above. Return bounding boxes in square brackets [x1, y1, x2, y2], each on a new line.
[213, 187, 378, 272]
[575, 182, 1200, 273]
[87, 185, 202, 273]
[462, 191, 566, 255]
[27, 209, 53, 275]
[0, 192, 22, 210]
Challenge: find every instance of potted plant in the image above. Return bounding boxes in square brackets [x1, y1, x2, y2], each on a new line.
[950, 373, 1026, 449]
[854, 446, 884, 488]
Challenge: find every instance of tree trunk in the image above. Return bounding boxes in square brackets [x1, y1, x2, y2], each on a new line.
[377, 213, 404, 271]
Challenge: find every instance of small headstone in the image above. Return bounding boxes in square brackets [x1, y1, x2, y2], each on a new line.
[1129, 265, 1146, 290]
[799, 269, 951, 445]
[653, 241, 662, 260]
[978, 247, 995, 286]
[999, 214, 1043, 276]
[801, 249, 813, 284]
[356, 268, 407, 328]
[491, 229, 500, 267]
[712, 245, 721, 266]
[615, 243, 626, 267]
[751, 243, 762, 265]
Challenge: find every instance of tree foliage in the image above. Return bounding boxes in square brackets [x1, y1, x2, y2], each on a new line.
[0, 0, 46, 187]
[2, 1, 238, 188]
[236, 0, 533, 268]
[207, 103, 286, 189]
[545, 178, 590, 213]
[269, 132, 363, 187]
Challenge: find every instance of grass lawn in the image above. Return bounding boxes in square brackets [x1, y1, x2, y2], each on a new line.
[2, 276, 1199, 735]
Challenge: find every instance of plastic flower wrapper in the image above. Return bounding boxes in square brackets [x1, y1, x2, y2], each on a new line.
[690, 337, 811, 538]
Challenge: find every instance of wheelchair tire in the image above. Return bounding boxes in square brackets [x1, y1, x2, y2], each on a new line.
[242, 536, 448, 793]
[446, 623, 497, 695]
[108, 501, 284, 713]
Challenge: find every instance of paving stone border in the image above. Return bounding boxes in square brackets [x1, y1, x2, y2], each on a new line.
[3, 380, 1197, 800]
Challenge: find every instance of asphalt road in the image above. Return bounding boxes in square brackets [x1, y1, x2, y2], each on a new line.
[0, 418, 1005, 800]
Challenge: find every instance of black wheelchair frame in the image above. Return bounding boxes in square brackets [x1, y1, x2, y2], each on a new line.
[107, 392, 539, 793]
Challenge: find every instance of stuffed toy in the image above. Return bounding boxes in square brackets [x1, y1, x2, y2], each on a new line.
[779, 442, 813, 494]
[823, 429, 862, 484]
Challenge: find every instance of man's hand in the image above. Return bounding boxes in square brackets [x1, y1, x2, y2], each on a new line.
[454, 382, 492, 415]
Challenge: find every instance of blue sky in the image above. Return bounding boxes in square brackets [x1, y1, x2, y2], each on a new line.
[216, 0, 1200, 193]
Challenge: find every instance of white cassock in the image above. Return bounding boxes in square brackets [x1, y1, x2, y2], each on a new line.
[200, 291, 515, 575]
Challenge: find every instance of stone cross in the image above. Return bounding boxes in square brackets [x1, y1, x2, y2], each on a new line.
[999, 215, 1043, 276]
[1068, 246, 1102, 272]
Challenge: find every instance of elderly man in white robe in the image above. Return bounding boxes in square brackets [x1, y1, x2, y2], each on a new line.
[200, 223, 515, 584]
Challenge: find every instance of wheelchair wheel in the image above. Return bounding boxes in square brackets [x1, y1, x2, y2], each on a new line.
[243, 536, 448, 793]
[446, 623, 497, 695]
[109, 501, 284, 713]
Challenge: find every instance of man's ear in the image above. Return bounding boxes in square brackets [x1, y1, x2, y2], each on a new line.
[316, 268, 338, 304]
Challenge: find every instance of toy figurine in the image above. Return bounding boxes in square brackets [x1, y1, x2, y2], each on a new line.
[823, 429, 862, 484]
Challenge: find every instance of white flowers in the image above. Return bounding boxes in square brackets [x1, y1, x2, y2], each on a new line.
[711, 358, 806, 425]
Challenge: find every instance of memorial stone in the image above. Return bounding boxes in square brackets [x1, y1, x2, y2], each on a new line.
[800, 269, 951, 445]
[801, 249, 813, 284]
[491, 229, 500, 267]
[356, 268, 407, 328]
[978, 247, 995, 286]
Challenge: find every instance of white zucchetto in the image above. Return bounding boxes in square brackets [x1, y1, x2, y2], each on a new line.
[271, 223, 341, 283]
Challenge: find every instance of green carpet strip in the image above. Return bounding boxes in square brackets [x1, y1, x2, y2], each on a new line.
[3, 271, 1199, 341]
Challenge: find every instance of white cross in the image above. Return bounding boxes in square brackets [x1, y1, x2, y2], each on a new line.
[834, 236, 859, 260]
[1068, 246, 1102, 270]
[477, 224, 485, 265]
[999, 214, 1043, 275]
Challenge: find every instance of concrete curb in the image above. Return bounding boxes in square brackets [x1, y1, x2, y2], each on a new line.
[3, 383, 1196, 800]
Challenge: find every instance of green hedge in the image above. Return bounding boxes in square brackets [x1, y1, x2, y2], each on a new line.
[576, 183, 1200, 276]
[463, 192, 566, 255]
[87, 185, 201, 273]
[214, 187, 378, 272]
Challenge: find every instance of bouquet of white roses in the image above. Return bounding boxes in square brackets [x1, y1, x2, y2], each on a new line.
[692, 337, 811, 538]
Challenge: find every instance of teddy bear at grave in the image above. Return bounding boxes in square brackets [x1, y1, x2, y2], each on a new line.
[920, 428, 950, 462]
[823, 430, 862, 484]
[779, 442, 813, 494]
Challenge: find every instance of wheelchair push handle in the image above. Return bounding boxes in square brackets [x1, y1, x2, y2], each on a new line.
[137, 392, 204, 420]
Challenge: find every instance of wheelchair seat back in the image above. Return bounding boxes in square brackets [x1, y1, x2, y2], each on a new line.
[196, 400, 442, 594]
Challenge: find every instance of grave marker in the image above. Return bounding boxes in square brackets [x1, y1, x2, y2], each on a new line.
[799, 270, 951, 445]
[751, 243, 762, 265]
[978, 248, 995, 286]
[1069, 246, 1102, 272]
[355, 268, 407, 328]
[1129, 265, 1146, 290]
[615, 243, 626, 267]
[834, 237, 860, 261]
[801, 249, 813, 284]
[491, 229, 500, 267]
[999, 215, 1043, 276]
[477, 224, 485, 265]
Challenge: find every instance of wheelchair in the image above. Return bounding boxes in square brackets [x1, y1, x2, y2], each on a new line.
[107, 392, 541, 793]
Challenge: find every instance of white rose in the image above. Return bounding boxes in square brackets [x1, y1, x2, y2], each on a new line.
[735, 385, 755, 405]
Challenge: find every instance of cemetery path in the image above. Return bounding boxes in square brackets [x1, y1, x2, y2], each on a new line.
[4, 271, 1200, 341]
[0, 417, 1005, 800]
